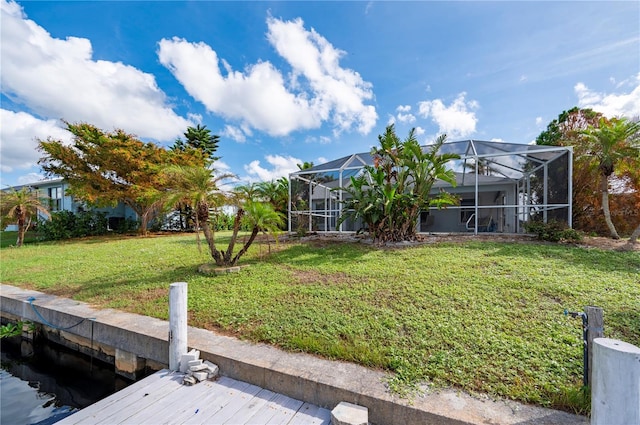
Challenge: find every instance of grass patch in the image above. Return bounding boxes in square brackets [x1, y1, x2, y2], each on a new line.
[0, 231, 41, 248]
[1, 232, 638, 414]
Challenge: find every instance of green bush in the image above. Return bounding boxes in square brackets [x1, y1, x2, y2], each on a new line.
[524, 219, 583, 242]
[39, 210, 110, 240]
[212, 212, 235, 231]
[115, 217, 139, 234]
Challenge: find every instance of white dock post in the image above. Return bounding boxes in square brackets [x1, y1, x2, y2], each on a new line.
[591, 338, 640, 425]
[169, 282, 188, 372]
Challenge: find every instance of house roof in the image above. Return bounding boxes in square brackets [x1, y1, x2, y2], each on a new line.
[2, 178, 65, 192]
[290, 139, 570, 177]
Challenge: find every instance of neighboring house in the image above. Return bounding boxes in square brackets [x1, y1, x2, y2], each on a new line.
[3, 178, 138, 231]
[289, 140, 573, 235]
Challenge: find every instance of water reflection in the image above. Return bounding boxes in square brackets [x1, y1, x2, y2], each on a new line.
[1, 337, 134, 425]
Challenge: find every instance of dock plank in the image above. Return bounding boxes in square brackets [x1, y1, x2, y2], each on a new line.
[259, 393, 305, 424]
[53, 369, 331, 425]
[222, 388, 279, 424]
[55, 370, 180, 424]
[288, 402, 332, 425]
[199, 382, 263, 423]
[124, 376, 219, 424]
[130, 381, 235, 425]
[77, 373, 182, 424]
[177, 378, 254, 425]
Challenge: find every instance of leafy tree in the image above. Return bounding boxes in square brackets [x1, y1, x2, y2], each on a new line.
[0, 187, 50, 247]
[580, 117, 640, 239]
[163, 167, 284, 267]
[38, 122, 203, 234]
[536, 107, 603, 147]
[535, 108, 604, 228]
[338, 125, 459, 243]
[297, 161, 314, 171]
[172, 124, 220, 163]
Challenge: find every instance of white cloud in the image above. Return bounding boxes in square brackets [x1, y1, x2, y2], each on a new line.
[535, 117, 543, 126]
[213, 160, 231, 173]
[0, 109, 72, 173]
[417, 92, 479, 139]
[243, 154, 302, 182]
[222, 125, 247, 143]
[305, 135, 332, 145]
[394, 105, 416, 123]
[387, 115, 396, 125]
[316, 156, 328, 165]
[397, 113, 416, 124]
[158, 16, 377, 138]
[0, 0, 192, 141]
[574, 74, 640, 118]
[17, 172, 45, 185]
[414, 126, 426, 136]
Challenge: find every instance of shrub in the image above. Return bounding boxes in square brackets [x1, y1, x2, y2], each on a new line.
[212, 212, 235, 231]
[39, 210, 110, 240]
[524, 219, 583, 242]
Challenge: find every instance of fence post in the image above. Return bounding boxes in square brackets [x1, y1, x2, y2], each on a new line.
[585, 306, 603, 386]
[591, 338, 640, 425]
[169, 282, 188, 372]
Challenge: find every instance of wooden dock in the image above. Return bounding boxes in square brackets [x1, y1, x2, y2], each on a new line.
[55, 369, 331, 424]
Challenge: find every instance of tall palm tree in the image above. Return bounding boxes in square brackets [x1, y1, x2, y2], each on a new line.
[0, 187, 50, 247]
[581, 117, 640, 239]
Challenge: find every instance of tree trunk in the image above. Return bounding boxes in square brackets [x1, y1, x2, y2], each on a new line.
[627, 223, 640, 245]
[600, 175, 620, 239]
[230, 227, 259, 266]
[16, 214, 25, 247]
[201, 221, 224, 266]
[224, 208, 244, 265]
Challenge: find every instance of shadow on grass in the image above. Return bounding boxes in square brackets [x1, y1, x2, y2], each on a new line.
[267, 240, 372, 267]
[49, 265, 200, 308]
[459, 240, 640, 275]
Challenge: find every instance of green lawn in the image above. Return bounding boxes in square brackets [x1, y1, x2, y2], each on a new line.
[1, 232, 638, 414]
[0, 231, 41, 248]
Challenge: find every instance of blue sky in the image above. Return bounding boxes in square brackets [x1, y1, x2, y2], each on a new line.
[1, 0, 639, 188]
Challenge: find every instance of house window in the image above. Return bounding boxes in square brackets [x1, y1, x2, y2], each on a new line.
[460, 199, 475, 223]
[48, 187, 63, 211]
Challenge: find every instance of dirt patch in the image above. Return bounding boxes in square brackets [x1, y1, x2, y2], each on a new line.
[289, 267, 353, 286]
[284, 232, 639, 252]
[573, 236, 640, 252]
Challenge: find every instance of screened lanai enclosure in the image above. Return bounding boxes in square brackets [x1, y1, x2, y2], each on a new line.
[288, 140, 572, 235]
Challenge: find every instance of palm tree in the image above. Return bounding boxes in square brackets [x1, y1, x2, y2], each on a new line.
[581, 117, 640, 239]
[0, 187, 50, 247]
[164, 166, 284, 267]
[256, 178, 289, 224]
[163, 165, 230, 259]
[228, 200, 284, 264]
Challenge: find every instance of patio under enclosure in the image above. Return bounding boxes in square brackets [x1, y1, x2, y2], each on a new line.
[288, 140, 573, 235]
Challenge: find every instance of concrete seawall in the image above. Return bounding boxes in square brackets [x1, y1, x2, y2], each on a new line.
[1, 284, 588, 425]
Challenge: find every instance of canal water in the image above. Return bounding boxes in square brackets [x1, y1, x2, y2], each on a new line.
[1, 336, 139, 425]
